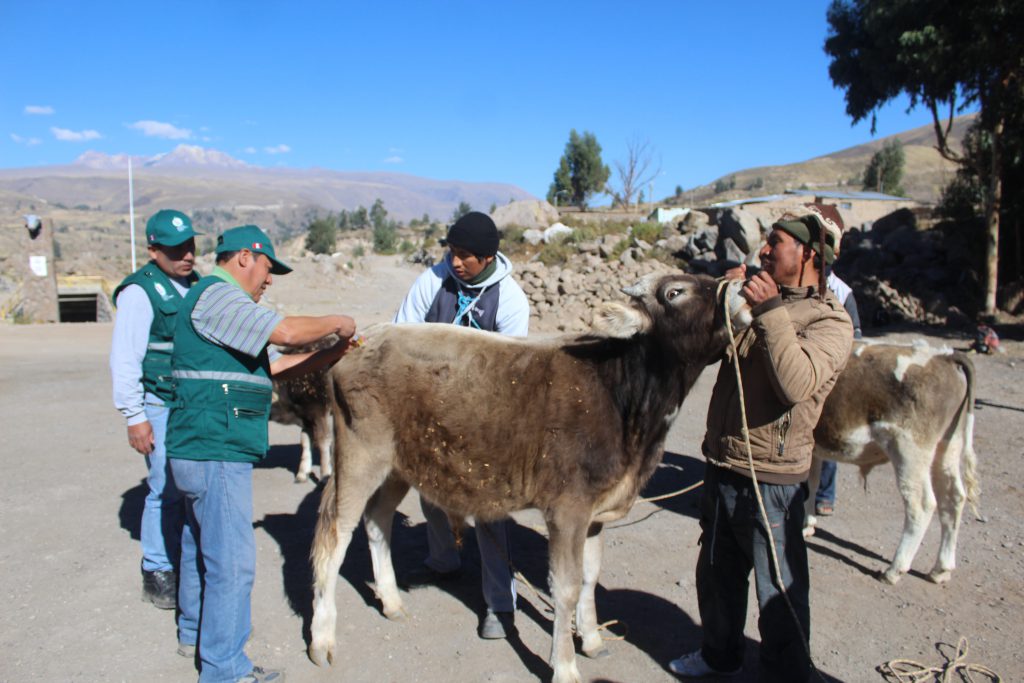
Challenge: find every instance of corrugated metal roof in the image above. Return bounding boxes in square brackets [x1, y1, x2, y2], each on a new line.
[784, 189, 908, 200]
[709, 194, 787, 208]
[709, 189, 909, 208]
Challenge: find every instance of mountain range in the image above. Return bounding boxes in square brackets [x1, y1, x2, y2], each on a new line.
[0, 146, 534, 224]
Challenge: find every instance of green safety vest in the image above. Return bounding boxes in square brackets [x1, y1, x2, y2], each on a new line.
[114, 262, 198, 401]
[166, 275, 273, 463]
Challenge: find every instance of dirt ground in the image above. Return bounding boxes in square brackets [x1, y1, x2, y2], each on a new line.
[1, 254, 1022, 682]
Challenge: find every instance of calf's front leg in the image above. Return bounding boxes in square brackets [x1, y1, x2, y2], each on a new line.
[546, 510, 588, 683]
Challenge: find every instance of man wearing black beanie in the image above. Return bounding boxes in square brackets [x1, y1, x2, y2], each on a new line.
[393, 210, 530, 640]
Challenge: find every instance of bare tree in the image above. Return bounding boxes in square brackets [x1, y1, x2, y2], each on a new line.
[610, 136, 661, 209]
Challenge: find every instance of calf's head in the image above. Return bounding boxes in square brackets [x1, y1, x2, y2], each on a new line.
[593, 272, 751, 360]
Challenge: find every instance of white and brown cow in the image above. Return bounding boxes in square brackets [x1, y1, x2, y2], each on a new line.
[308, 273, 752, 683]
[806, 341, 981, 584]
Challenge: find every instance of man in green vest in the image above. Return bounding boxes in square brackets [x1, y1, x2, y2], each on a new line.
[110, 209, 200, 610]
[167, 225, 356, 683]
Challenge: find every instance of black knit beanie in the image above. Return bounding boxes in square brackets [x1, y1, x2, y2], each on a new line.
[441, 211, 500, 257]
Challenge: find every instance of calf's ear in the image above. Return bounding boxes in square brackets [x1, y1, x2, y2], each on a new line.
[591, 302, 650, 338]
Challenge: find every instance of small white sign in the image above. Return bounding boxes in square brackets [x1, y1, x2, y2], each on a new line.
[29, 255, 48, 277]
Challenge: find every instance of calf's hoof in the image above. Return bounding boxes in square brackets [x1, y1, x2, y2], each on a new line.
[295, 472, 310, 484]
[308, 641, 334, 666]
[383, 605, 408, 622]
[802, 525, 816, 539]
[582, 645, 610, 659]
[928, 568, 952, 584]
[880, 568, 903, 585]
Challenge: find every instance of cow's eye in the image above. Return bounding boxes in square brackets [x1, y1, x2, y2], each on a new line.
[665, 287, 684, 301]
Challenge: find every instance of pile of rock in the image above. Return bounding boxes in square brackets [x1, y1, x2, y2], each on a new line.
[511, 204, 986, 332]
[833, 209, 980, 328]
[518, 252, 676, 333]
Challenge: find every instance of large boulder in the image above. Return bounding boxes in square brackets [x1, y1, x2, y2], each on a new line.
[679, 209, 711, 234]
[492, 200, 560, 231]
[716, 207, 762, 255]
[544, 222, 575, 244]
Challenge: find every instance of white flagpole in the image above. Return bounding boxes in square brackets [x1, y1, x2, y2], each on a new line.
[128, 158, 137, 272]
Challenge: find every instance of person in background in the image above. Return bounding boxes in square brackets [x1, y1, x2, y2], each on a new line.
[110, 209, 200, 610]
[393, 211, 530, 640]
[671, 207, 853, 681]
[167, 225, 356, 683]
[816, 267, 862, 517]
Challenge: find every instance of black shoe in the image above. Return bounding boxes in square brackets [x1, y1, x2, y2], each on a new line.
[142, 569, 177, 610]
[399, 565, 462, 588]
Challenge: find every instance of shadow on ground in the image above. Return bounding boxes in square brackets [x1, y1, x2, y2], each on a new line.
[118, 479, 146, 541]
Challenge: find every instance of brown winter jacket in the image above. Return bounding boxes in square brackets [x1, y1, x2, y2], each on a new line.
[702, 284, 853, 484]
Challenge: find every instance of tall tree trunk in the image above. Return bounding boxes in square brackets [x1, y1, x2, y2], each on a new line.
[984, 118, 1004, 315]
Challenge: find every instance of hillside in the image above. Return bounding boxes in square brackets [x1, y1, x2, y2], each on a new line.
[681, 114, 974, 205]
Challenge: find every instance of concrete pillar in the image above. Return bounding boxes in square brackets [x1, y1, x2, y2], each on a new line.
[12, 215, 59, 323]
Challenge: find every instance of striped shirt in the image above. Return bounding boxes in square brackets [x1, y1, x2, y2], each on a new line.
[191, 281, 283, 359]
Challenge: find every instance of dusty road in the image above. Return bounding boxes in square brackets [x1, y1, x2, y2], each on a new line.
[1, 256, 1022, 682]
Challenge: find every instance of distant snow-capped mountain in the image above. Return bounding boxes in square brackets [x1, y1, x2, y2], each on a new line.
[74, 145, 249, 170]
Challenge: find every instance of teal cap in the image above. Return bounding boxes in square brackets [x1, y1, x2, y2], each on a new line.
[146, 209, 200, 246]
[215, 225, 292, 275]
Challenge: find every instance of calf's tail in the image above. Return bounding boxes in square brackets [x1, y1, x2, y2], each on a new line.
[311, 475, 339, 585]
[953, 352, 982, 520]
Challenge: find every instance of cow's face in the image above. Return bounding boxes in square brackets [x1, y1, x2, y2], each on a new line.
[592, 273, 751, 341]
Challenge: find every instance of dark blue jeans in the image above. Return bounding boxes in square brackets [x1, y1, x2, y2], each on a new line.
[816, 460, 837, 506]
[694, 465, 811, 682]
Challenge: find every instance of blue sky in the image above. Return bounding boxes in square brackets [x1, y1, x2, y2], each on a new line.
[2, 1, 952, 200]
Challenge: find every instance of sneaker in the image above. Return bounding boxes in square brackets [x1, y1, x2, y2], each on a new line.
[479, 610, 515, 640]
[236, 666, 284, 683]
[399, 565, 462, 588]
[141, 569, 177, 610]
[668, 650, 741, 678]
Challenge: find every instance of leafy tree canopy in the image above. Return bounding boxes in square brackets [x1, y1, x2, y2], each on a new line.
[547, 129, 610, 209]
[305, 216, 337, 255]
[825, 0, 1024, 313]
[863, 139, 906, 195]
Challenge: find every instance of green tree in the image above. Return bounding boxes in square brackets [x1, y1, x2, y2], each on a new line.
[825, 0, 1024, 314]
[304, 216, 337, 255]
[862, 139, 906, 195]
[350, 206, 369, 230]
[546, 129, 610, 209]
[370, 198, 388, 230]
[451, 201, 472, 222]
[373, 221, 397, 254]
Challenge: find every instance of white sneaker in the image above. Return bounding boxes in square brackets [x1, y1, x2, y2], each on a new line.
[668, 650, 741, 678]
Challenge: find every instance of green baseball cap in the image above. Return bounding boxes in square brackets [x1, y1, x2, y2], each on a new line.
[146, 209, 200, 246]
[215, 225, 292, 275]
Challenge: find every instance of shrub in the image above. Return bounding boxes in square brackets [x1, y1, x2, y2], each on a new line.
[631, 221, 661, 245]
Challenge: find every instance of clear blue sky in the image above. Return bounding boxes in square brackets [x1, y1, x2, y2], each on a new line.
[2, 1, 948, 200]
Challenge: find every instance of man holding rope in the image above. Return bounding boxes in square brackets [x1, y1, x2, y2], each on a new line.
[671, 206, 852, 681]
